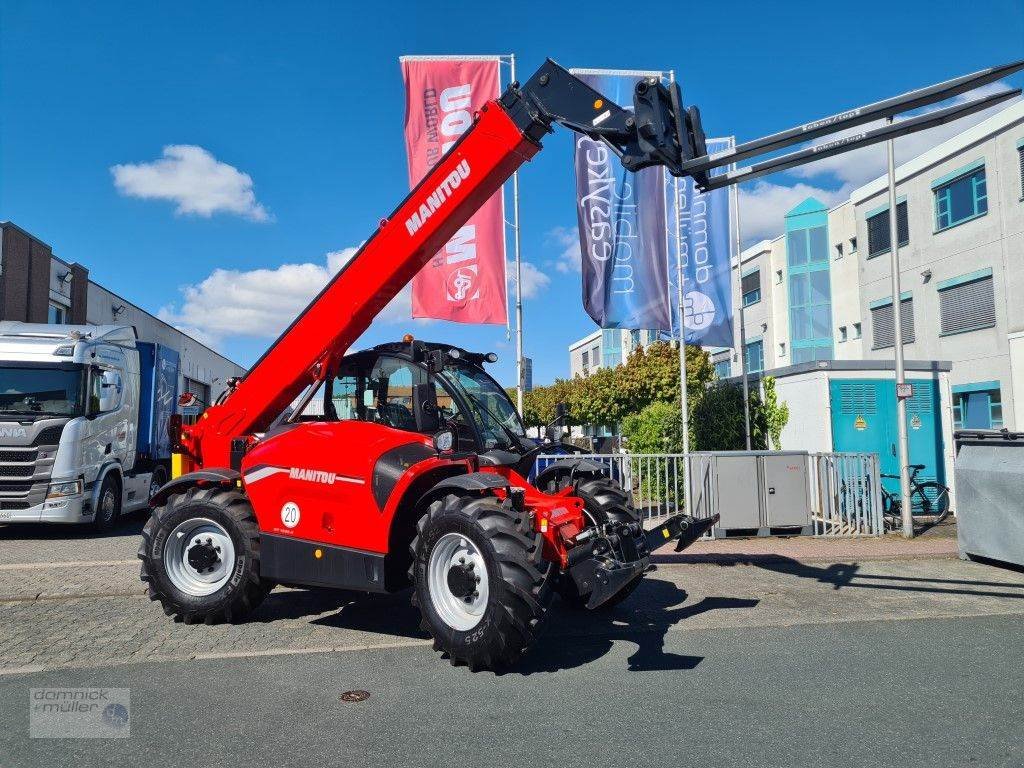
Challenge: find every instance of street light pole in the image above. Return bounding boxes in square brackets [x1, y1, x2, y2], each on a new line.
[732, 182, 752, 450]
[885, 117, 914, 539]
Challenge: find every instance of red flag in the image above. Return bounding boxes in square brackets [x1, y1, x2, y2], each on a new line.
[400, 57, 507, 324]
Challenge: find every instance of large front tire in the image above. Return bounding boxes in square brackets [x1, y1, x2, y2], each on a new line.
[138, 487, 269, 624]
[542, 473, 643, 609]
[411, 493, 553, 671]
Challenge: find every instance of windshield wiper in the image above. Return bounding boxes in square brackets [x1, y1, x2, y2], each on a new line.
[464, 392, 525, 451]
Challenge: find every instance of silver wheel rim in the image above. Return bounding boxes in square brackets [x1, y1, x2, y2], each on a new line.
[163, 518, 236, 597]
[427, 532, 489, 632]
[99, 488, 117, 522]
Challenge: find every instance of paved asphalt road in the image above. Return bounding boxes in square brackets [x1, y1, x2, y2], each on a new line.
[2, 516, 1023, 767]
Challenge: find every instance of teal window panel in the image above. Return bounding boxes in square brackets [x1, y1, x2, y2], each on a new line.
[744, 339, 764, 373]
[934, 166, 987, 231]
[936, 267, 993, 292]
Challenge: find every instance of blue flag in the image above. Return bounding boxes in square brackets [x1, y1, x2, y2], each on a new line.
[674, 137, 734, 347]
[574, 72, 671, 331]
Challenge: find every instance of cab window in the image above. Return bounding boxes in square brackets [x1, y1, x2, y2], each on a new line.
[323, 356, 463, 436]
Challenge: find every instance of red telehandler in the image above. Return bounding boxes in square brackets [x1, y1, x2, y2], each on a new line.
[140, 58, 1021, 670]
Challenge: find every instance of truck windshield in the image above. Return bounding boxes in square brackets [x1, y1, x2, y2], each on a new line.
[0, 365, 85, 417]
[438, 362, 525, 450]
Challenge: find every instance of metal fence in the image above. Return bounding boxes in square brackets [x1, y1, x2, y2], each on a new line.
[535, 451, 883, 537]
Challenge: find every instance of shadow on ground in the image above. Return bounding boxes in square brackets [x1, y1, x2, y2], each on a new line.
[514, 578, 759, 675]
[0, 512, 146, 541]
[706, 555, 1024, 600]
[249, 577, 760, 674]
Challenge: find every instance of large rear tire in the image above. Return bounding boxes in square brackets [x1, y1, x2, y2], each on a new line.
[138, 486, 269, 624]
[411, 493, 553, 671]
[542, 473, 643, 609]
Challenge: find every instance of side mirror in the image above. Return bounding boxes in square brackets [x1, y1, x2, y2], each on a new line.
[412, 382, 440, 433]
[432, 428, 455, 455]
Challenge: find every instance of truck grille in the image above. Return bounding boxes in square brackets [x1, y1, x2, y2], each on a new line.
[0, 448, 37, 463]
[0, 500, 29, 510]
[0, 464, 34, 478]
[0, 481, 34, 494]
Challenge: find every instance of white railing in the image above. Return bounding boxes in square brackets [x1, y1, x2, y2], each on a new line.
[535, 450, 883, 537]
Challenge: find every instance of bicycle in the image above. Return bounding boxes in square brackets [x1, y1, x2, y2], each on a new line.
[880, 464, 951, 530]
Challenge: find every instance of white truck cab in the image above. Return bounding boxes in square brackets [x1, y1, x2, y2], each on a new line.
[0, 323, 171, 529]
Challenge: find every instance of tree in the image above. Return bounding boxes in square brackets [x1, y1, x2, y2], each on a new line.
[760, 376, 790, 450]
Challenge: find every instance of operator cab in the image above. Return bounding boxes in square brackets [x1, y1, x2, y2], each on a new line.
[289, 339, 530, 467]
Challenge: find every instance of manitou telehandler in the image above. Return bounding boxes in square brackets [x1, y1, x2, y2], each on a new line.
[139, 58, 1022, 670]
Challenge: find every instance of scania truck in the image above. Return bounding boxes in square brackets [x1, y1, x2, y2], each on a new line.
[0, 322, 182, 530]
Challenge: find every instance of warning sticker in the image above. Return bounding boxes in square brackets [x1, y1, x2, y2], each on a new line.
[910, 414, 922, 430]
[854, 415, 868, 431]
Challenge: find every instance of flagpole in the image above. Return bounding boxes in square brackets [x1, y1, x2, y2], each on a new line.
[510, 53, 526, 414]
[669, 70, 692, 517]
[732, 181, 752, 450]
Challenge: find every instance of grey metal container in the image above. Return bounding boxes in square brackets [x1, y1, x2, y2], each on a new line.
[954, 430, 1024, 567]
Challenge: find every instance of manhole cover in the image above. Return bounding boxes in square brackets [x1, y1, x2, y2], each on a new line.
[340, 690, 370, 703]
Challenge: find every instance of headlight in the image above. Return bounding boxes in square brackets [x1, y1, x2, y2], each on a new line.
[47, 480, 83, 498]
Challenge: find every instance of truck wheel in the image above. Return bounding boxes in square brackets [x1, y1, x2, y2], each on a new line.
[91, 474, 122, 533]
[410, 493, 553, 671]
[543, 474, 643, 610]
[138, 486, 269, 624]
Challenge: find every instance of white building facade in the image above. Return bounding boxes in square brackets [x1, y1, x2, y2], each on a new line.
[715, 101, 1024, 432]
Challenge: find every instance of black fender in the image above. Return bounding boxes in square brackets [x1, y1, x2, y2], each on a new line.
[534, 457, 610, 492]
[415, 470, 511, 512]
[149, 468, 241, 507]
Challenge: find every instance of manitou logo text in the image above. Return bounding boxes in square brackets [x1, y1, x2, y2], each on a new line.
[289, 467, 337, 485]
[405, 160, 471, 236]
[0, 426, 28, 439]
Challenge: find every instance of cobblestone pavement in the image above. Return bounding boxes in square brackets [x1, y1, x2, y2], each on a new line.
[2, 517, 1023, 675]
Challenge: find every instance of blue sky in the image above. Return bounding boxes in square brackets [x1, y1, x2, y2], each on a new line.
[2, 0, 1022, 387]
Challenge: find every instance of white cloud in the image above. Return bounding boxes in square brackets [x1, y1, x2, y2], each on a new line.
[789, 82, 1019, 189]
[158, 247, 413, 346]
[506, 260, 551, 299]
[111, 145, 271, 222]
[545, 225, 581, 273]
[739, 181, 850, 244]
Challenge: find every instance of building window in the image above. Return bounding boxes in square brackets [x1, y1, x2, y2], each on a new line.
[866, 201, 909, 258]
[787, 222, 833, 364]
[953, 385, 1003, 430]
[1018, 145, 1024, 198]
[853, 322, 862, 339]
[775, 269, 783, 285]
[938, 270, 995, 336]
[838, 326, 848, 342]
[934, 166, 987, 231]
[850, 236, 857, 253]
[744, 340, 764, 373]
[871, 297, 915, 349]
[835, 243, 844, 259]
[741, 269, 761, 307]
[581, 350, 589, 375]
[778, 342, 786, 358]
[713, 359, 731, 379]
[630, 329, 641, 350]
[47, 302, 67, 324]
